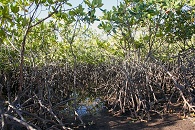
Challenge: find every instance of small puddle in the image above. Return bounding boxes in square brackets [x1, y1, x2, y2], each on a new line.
[76, 98, 105, 116]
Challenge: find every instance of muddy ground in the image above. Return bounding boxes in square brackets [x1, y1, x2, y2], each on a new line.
[78, 113, 195, 130]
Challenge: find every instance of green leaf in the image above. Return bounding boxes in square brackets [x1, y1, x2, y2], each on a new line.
[105, 25, 112, 32]
[174, 1, 181, 7]
[41, 0, 46, 3]
[90, 10, 95, 16]
[97, 0, 103, 7]
[0, 28, 5, 37]
[113, 28, 116, 33]
[52, 6, 57, 12]
[2, 5, 9, 15]
[77, 4, 85, 14]
[35, 0, 39, 4]
[0, 0, 9, 5]
[47, 0, 54, 4]
[84, 0, 91, 7]
[98, 23, 103, 29]
[94, 18, 100, 21]
[11, 5, 19, 13]
[69, 10, 76, 16]
[97, 3, 104, 8]
[66, 2, 72, 6]
[92, 0, 97, 6]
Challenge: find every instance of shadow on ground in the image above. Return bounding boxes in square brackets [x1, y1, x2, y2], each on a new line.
[83, 113, 195, 130]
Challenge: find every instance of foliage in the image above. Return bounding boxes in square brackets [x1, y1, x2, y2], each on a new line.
[0, 0, 195, 129]
[99, 0, 195, 61]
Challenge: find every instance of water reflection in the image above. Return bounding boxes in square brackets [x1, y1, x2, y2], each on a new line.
[76, 98, 104, 116]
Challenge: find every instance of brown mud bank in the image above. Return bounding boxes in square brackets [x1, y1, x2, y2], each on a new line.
[80, 113, 195, 130]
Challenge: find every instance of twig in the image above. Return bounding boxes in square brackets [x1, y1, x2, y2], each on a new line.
[38, 99, 67, 130]
[149, 55, 195, 112]
[19, 1, 41, 93]
[4, 114, 36, 130]
[8, 104, 25, 121]
[52, 98, 76, 110]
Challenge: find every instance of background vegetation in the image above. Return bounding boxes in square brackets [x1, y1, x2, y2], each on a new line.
[0, 0, 195, 129]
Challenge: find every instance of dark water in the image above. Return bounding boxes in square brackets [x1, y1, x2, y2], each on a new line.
[76, 98, 105, 116]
